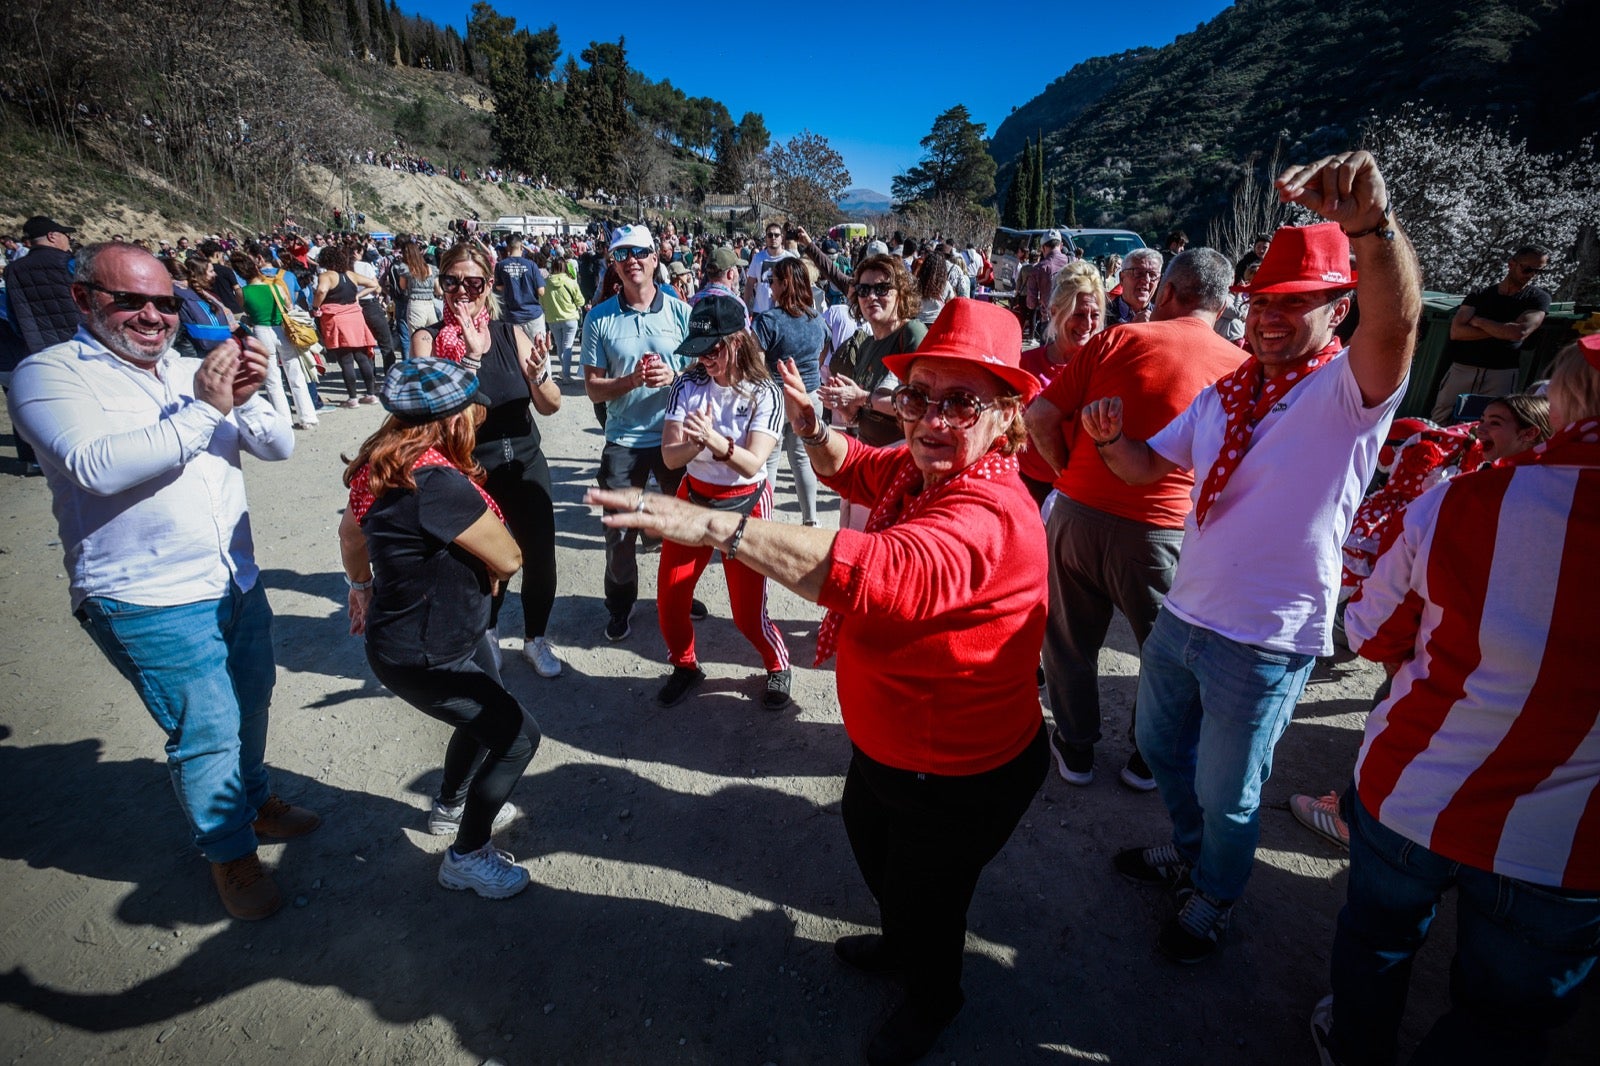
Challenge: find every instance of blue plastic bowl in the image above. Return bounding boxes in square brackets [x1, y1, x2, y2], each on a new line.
[185, 323, 234, 344]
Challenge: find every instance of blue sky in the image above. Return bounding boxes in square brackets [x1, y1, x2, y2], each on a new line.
[406, 2, 1234, 194]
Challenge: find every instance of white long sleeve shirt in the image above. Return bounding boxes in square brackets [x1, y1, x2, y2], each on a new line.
[8, 328, 294, 610]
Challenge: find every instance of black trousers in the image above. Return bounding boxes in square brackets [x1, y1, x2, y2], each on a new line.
[596, 441, 685, 616]
[366, 635, 540, 852]
[480, 441, 558, 639]
[841, 722, 1047, 1010]
[359, 299, 397, 370]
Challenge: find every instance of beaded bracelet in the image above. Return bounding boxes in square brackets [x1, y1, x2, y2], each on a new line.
[725, 514, 750, 560]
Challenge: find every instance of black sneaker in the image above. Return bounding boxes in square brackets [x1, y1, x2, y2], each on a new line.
[833, 933, 902, 976]
[1113, 843, 1193, 888]
[1157, 887, 1233, 964]
[689, 598, 709, 621]
[604, 609, 632, 643]
[1119, 749, 1158, 792]
[1048, 727, 1093, 786]
[657, 665, 705, 706]
[763, 668, 792, 710]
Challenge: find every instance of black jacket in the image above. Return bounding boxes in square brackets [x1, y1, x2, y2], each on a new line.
[7, 246, 80, 354]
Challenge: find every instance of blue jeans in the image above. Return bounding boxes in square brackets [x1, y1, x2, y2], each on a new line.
[77, 582, 276, 864]
[1135, 609, 1313, 900]
[1328, 791, 1600, 1066]
[548, 318, 580, 378]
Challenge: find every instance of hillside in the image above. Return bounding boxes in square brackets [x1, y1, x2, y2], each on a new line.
[992, 0, 1598, 242]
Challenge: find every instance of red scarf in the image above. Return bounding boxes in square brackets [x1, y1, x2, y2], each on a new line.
[1502, 417, 1600, 469]
[347, 447, 504, 525]
[432, 302, 491, 364]
[814, 448, 1019, 666]
[1195, 339, 1342, 527]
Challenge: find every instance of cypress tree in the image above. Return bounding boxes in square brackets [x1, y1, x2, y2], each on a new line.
[1000, 165, 1023, 228]
[1029, 133, 1046, 229]
[1065, 184, 1078, 228]
[1042, 181, 1056, 229]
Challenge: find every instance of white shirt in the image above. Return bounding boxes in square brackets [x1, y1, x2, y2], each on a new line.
[8, 328, 294, 610]
[664, 366, 782, 487]
[747, 249, 791, 314]
[1148, 353, 1403, 655]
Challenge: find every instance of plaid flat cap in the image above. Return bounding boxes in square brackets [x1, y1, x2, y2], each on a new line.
[379, 357, 486, 423]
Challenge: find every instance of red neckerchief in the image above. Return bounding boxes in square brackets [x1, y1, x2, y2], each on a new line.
[1195, 339, 1342, 527]
[347, 447, 504, 525]
[1502, 417, 1600, 468]
[814, 448, 1018, 666]
[432, 302, 491, 363]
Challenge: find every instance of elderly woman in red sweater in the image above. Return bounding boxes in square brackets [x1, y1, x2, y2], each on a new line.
[588, 298, 1047, 1066]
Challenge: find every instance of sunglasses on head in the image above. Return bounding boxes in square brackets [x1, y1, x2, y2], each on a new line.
[82, 283, 182, 315]
[439, 274, 487, 296]
[891, 385, 994, 430]
[610, 246, 653, 263]
[855, 282, 894, 300]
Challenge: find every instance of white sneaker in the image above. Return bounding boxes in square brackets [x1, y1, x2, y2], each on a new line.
[1310, 994, 1338, 1066]
[437, 844, 530, 899]
[522, 636, 562, 678]
[428, 800, 518, 836]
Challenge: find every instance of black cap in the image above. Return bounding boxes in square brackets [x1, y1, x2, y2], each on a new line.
[675, 295, 746, 357]
[22, 216, 74, 240]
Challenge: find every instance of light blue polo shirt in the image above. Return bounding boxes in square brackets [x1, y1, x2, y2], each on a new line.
[580, 288, 693, 448]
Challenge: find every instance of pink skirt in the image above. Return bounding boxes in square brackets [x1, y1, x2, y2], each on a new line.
[317, 301, 375, 350]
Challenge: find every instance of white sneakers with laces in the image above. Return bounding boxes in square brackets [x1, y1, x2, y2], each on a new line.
[438, 844, 531, 899]
[522, 636, 563, 678]
[428, 800, 518, 836]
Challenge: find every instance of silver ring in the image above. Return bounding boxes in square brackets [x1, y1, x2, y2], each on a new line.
[635, 493, 648, 514]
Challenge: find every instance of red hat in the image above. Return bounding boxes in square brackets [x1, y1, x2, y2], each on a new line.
[1232, 221, 1356, 294]
[1579, 333, 1600, 370]
[882, 298, 1040, 402]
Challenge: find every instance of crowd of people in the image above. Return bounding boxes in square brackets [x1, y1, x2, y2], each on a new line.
[3, 146, 1597, 1066]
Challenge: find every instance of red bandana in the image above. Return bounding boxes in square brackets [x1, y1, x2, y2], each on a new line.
[432, 302, 491, 364]
[814, 447, 1019, 666]
[1503, 417, 1600, 469]
[1195, 339, 1342, 527]
[347, 447, 504, 525]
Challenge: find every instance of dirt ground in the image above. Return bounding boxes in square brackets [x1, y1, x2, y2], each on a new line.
[0, 379, 1594, 1065]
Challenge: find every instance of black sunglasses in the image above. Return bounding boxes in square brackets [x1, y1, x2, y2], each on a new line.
[81, 283, 183, 315]
[610, 246, 653, 263]
[855, 282, 894, 300]
[891, 385, 994, 430]
[439, 274, 487, 296]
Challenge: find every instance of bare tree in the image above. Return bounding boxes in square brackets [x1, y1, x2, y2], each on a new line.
[612, 120, 674, 221]
[766, 130, 850, 233]
[897, 194, 998, 249]
[1205, 138, 1299, 265]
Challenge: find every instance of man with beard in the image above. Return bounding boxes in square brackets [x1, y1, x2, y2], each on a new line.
[7, 244, 319, 922]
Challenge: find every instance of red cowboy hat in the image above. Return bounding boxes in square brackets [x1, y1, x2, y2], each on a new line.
[882, 298, 1040, 401]
[1579, 333, 1600, 370]
[1232, 222, 1357, 294]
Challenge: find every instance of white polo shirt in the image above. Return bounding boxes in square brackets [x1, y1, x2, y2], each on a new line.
[1148, 352, 1404, 656]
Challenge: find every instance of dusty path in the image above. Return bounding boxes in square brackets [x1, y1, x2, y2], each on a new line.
[0, 380, 1593, 1064]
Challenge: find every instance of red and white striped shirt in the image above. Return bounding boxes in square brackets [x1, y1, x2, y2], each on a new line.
[1346, 423, 1600, 889]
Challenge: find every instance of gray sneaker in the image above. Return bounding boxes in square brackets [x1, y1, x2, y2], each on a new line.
[428, 800, 517, 836]
[437, 844, 530, 899]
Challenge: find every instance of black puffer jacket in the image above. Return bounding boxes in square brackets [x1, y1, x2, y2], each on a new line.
[6, 246, 80, 354]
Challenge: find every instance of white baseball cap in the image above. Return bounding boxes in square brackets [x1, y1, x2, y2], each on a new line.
[609, 224, 654, 252]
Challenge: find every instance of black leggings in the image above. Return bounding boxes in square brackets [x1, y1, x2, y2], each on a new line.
[481, 446, 558, 638]
[334, 347, 378, 398]
[841, 723, 1047, 1011]
[359, 300, 397, 371]
[366, 636, 540, 852]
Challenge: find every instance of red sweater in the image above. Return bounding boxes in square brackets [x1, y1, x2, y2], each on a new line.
[818, 437, 1048, 775]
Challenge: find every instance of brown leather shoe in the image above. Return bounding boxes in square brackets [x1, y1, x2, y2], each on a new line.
[253, 795, 321, 838]
[211, 853, 284, 921]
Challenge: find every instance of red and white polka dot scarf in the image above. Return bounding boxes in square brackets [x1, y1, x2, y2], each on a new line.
[1504, 417, 1600, 469]
[432, 303, 491, 365]
[814, 448, 1019, 666]
[347, 447, 504, 525]
[1195, 340, 1342, 527]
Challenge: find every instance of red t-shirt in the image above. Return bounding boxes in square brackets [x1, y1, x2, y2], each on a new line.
[818, 437, 1047, 775]
[1018, 341, 1072, 485]
[1040, 317, 1242, 528]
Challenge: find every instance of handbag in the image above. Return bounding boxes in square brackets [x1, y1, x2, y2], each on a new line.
[269, 278, 320, 350]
